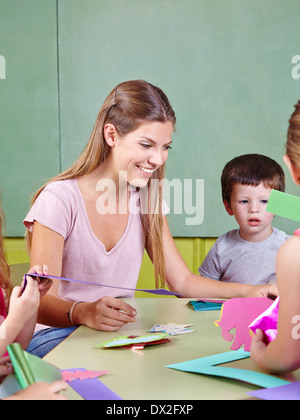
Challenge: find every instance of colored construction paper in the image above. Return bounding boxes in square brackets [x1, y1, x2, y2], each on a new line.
[61, 368, 109, 383]
[68, 377, 122, 400]
[249, 381, 300, 400]
[266, 189, 300, 223]
[249, 297, 279, 343]
[190, 300, 223, 311]
[0, 343, 62, 398]
[25, 273, 182, 297]
[149, 323, 195, 335]
[215, 298, 274, 351]
[7, 343, 35, 389]
[97, 333, 169, 348]
[166, 349, 290, 389]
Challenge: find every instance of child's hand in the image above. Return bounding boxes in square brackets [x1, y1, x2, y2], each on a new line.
[4, 380, 68, 400]
[249, 283, 279, 299]
[0, 356, 13, 385]
[8, 276, 40, 325]
[25, 265, 53, 298]
[250, 329, 269, 369]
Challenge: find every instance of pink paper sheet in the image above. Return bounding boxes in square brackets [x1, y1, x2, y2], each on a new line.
[249, 297, 279, 343]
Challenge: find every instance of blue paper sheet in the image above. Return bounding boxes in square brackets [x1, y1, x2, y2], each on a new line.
[166, 350, 290, 389]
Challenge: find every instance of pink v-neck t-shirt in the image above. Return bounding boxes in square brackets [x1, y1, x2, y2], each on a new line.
[23, 179, 148, 303]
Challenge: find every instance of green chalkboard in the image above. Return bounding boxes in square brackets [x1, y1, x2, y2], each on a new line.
[0, 0, 60, 236]
[1, 0, 300, 237]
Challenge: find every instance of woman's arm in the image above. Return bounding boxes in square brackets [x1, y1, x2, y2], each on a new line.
[251, 236, 300, 373]
[30, 221, 136, 330]
[160, 217, 278, 299]
[30, 221, 72, 327]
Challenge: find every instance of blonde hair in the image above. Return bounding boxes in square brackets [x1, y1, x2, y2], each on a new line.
[0, 199, 11, 294]
[26, 80, 176, 289]
[287, 100, 300, 168]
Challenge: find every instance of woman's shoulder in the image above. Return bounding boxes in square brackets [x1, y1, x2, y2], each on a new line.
[43, 178, 77, 195]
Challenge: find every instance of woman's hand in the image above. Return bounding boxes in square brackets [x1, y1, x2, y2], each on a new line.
[73, 297, 137, 332]
[25, 265, 53, 299]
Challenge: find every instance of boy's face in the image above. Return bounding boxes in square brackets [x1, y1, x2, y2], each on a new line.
[224, 182, 274, 242]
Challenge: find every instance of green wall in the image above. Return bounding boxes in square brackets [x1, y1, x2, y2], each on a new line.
[1, 0, 300, 238]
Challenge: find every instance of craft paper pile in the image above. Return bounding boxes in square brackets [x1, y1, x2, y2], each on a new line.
[189, 300, 223, 311]
[149, 323, 195, 335]
[0, 343, 62, 399]
[61, 368, 122, 400]
[97, 333, 170, 348]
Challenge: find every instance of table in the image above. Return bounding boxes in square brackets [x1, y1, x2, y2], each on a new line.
[44, 298, 300, 400]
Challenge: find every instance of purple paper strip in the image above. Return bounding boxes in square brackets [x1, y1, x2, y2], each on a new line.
[25, 273, 182, 296]
[68, 377, 122, 400]
[249, 381, 300, 400]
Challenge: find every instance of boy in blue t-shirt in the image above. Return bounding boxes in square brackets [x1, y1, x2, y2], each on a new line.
[199, 154, 290, 285]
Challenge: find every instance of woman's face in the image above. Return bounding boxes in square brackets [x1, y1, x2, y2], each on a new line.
[106, 121, 173, 188]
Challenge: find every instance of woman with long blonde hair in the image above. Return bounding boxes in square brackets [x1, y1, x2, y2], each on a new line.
[24, 80, 277, 357]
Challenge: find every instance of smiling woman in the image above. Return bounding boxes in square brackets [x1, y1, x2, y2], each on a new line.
[23, 81, 279, 358]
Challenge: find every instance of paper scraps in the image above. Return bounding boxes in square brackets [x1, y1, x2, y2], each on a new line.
[149, 323, 195, 335]
[215, 297, 274, 351]
[189, 300, 224, 311]
[61, 368, 108, 383]
[97, 333, 170, 349]
[249, 381, 300, 400]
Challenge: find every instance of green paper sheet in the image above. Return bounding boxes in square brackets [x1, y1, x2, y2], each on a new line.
[97, 333, 168, 348]
[166, 349, 290, 389]
[7, 344, 36, 389]
[0, 343, 62, 398]
[266, 189, 300, 223]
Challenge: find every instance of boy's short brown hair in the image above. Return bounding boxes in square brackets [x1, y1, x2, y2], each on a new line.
[221, 154, 285, 205]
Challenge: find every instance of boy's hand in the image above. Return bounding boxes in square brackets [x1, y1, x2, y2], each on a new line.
[248, 283, 278, 299]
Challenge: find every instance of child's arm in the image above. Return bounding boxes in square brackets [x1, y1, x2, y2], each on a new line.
[161, 217, 278, 299]
[13, 265, 52, 350]
[0, 276, 40, 356]
[251, 236, 300, 373]
[4, 380, 68, 400]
